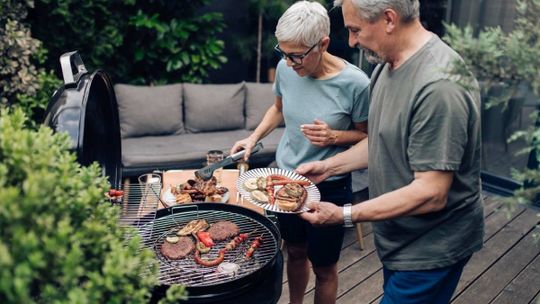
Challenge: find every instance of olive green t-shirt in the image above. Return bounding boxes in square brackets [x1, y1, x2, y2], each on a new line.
[369, 35, 484, 270]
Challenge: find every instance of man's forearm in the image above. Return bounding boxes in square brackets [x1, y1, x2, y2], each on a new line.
[325, 138, 369, 175]
[351, 171, 453, 221]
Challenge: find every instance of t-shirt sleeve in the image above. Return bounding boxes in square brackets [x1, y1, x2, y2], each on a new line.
[352, 85, 369, 123]
[272, 60, 284, 98]
[407, 80, 472, 172]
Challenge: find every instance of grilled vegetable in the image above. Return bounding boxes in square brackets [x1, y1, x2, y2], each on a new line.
[196, 240, 211, 254]
[166, 236, 179, 244]
[196, 231, 215, 247]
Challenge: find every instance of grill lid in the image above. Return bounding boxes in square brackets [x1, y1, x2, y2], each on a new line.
[44, 51, 121, 187]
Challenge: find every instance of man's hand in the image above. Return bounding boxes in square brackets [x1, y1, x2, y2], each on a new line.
[295, 160, 330, 184]
[230, 137, 257, 161]
[299, 201, 343, 226]
[301, 119, 337, 147]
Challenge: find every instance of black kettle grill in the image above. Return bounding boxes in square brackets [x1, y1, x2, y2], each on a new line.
[43, 51, 122, 188]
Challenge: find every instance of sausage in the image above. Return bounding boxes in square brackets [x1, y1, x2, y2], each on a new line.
[194, 249, 225, 267]
[266, 176, 275, 205]
[245, 236, 263, 259]
[271, 180, 311, 186]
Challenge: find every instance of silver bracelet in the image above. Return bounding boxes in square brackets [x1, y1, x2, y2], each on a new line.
[343, 203, 354, 228]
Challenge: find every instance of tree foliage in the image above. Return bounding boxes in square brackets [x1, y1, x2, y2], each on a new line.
[0, 1, 61, 126]
[0, 108, 187, 303]
[28, 0, 227, 84]
[444, 0, 540, 242]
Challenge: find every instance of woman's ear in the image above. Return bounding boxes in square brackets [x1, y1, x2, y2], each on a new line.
[320, 36, 331, 52]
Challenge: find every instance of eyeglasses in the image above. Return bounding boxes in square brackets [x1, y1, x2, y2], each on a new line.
[274, 42, 318, 65]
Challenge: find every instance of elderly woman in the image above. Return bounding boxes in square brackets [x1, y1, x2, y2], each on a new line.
[230, 1, 369, 303]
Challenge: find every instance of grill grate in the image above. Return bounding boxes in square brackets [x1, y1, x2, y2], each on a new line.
[140, 205, 279, 286]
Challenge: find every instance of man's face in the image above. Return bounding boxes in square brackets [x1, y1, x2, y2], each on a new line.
[342, 0, 386, 64]
[277, 40, 321, 77]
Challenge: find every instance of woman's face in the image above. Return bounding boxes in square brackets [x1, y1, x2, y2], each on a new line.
[276, 40, 322, 77]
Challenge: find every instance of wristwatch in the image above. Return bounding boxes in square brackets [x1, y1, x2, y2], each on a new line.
[343, 203, 354, 228]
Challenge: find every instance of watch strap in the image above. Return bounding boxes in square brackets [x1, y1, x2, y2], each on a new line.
[343, 203, 354, 228]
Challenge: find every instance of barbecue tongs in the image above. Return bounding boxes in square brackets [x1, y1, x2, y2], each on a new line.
[195, 142, 264, 181]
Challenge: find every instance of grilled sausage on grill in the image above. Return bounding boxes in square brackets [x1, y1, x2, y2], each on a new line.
[160, 236, 195, 260]
[208, 221, 239, 241]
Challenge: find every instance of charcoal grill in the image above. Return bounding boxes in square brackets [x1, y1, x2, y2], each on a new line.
[43, 51, 121, 188]
[119, 175, 282, 303]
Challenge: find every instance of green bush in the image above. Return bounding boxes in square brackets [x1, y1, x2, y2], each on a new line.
[0, 108, 186, 303]
[29, 0, 227, 84]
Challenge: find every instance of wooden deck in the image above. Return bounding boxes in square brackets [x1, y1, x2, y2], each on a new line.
[277, 195, 540, 304]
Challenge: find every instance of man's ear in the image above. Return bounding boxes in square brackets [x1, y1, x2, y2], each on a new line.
[382, 9, 398, 34]
[320, 36, 331, 52]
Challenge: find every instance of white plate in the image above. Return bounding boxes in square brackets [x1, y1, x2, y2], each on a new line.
[236, 168, 320, 213]
[162, 188, 230, 207]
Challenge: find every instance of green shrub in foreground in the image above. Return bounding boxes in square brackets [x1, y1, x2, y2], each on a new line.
[0, 108, 186, 303]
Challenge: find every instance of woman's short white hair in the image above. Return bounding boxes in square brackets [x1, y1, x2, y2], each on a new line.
[275, 1, 330, 47]
[334, 0, 420, 23]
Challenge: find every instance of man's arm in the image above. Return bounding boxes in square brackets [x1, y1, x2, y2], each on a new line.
[351, 170, 453, 222]
[296, 138, 369, 184]
[300, 170, 454, 225]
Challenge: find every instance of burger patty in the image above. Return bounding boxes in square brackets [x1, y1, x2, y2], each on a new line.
[208, 221, 239, 241]
[276, 184, 307, 210]
[160, 236, 195, 260]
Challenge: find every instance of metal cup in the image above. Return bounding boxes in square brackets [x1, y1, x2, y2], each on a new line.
[206, 150, 224, 183]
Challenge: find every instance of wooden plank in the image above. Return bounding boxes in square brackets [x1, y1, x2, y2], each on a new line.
[452, 208, 540, 298]
[278, 230, 376, 304]
[337, 270, 384, 304]
[491, 252, 540, 304]
[452, 229, 540, 304]
[484, 205, 525, 242]
[303, 249, 382, 303]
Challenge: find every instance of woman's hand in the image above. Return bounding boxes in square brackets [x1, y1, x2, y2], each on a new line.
[230, 137, 258, 161]
[301, 119, 338, 147]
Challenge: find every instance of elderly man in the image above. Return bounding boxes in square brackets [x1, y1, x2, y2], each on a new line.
[297, 0, 484, 303]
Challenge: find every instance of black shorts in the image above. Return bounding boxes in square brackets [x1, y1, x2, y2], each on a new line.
[276, 175, 352, 267]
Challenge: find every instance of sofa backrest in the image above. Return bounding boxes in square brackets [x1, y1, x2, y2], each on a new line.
[114, 82, 277, 138]
[183, 82, 245, 133]
[115, 83, 184, 138]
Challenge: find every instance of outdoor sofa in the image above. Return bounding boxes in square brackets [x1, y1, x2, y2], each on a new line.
[115, 82, 284, 178]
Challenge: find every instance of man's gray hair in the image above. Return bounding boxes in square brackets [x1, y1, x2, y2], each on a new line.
[334, 0, 420, 23]
[275, 1, 330, 46]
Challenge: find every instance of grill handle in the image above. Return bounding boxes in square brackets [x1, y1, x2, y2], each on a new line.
[60, 51, 88, 87]
[170, 204, 200, 219]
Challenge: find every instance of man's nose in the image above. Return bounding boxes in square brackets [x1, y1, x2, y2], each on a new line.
[348, 34, 358, 48]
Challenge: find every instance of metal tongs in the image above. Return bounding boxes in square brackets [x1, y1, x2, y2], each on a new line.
[194, 142, 264, 181]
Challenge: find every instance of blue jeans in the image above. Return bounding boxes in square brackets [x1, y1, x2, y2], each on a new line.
[380, 256, 471, 304]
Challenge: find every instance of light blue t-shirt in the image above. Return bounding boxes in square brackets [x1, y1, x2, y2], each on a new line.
[273, 59, 370, 179]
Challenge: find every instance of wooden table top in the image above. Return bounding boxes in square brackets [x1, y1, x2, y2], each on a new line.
[160, 169, 264, 215]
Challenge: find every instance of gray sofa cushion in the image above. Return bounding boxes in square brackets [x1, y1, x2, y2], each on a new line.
[115, 83, 184, 138]
[245, 82, 276, 130]
[183, 83, 245, 133]
[245, 82, 286, 130]
[121, 127, 285, 168]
